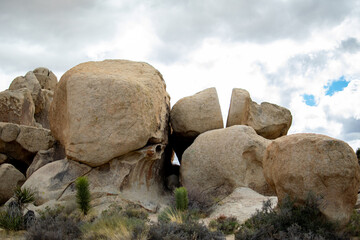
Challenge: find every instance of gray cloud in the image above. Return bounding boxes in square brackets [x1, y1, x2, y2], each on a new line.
[340, 37, 360, 53]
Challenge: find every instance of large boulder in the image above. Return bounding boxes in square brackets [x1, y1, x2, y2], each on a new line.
[0, 89, 35, 126]
[226, 88, 292, 139]
[33, 67, 58, 91]
[170, 88, 223, 160]
[49, 60, 170, 167]
[180, 125, 274, 199]
[34, 89, 53, 129]
[263, 133, 360, 225]
[0, 163, 26, 204]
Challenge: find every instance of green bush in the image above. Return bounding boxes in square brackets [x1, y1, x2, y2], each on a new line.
[158, 207, 188, 224]
[75, 176, 91, 215]
[344, 210, 360, 237]
[235, 193, 345, 240]
[175, 187, 188, 211]
[148, 221, 225, 240]
[25, 214, 82, 240]
[209, 215, 240, 235]
[0, 187, 35, 231]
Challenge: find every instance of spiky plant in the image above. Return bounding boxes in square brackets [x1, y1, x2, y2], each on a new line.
[75, 176, 91, 215]
[14, 186, 35, 210]
[175, 187, 188, 211]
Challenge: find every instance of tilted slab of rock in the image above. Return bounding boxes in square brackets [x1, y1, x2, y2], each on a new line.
[170, 87, 223, 160]
[180, 125, 274, 200]
[208, 187, 277, 224]
[23, 144, 167, 211]
[0, 163, 26, 204]
[22, 159, 92, 206]
[0, 89, 35, 126]
[226, 88, 292, 139]
[50, 60, 170, 167]
[34, 89, 53, 129]
[263, 133, 360, 225]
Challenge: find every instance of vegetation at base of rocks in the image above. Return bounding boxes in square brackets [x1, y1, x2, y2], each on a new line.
[148, 221, 225, 240]
[82, 203, 149, 240]
[158, 207, 189, 224]
[234, 193, 346, 240]
[209, 215, 240, 235]
[75, 176, 91, 215]
[175, 187, 188, 211]
[0, 187, 35, 231]
[13, 186, 35, 211]
[344, 210, 360, 237]
[25, 213, 82, 240]
[187, 188, 214, 217]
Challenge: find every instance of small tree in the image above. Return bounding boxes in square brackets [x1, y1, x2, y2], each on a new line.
[175, 187, 188, 211]
[356, 148, 360, 162]
[75, 176, 91, 215]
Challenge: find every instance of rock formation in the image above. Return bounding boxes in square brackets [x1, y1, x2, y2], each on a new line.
[180, 125, 274, 200]
[227, 88, 292, 139]
[49, 60, 170, 167]
[263, 133, 360, 225]
[170, 87, 223, 160]
[0, 163, 25, 204]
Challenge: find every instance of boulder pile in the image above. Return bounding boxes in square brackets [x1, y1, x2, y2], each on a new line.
[0, 60, 358, 225]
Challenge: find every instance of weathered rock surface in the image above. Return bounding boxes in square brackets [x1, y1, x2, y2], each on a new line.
[26, 143, 66, 178]
[22, 159, 91, 206]
[34, 89, 53, 129]
[0, 122, 55, 174]
[50, 60, 170, 167]
[208, 187, 277, 224]
[0, 89, 35, 126]
[0, 154, 7, 164]
[263, 133, 360, 225]
[170, 88, 223, 160]
[0, 163, 26, 204]
[9, 71, 43, 114]
[33, 67, 58, 91]
[23, 144, 167, 211]
[226, 88, 292, 139]
[180, 125, 274, 199]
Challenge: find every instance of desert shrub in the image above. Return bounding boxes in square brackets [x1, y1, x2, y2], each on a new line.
[25, 214, 82, 240]
[344, 210, 360, 237]
[75, 176, 91, 215]
[82, 203, 149, 240]
[37, 205, 65, 220]
[158, 207, 189, 224]
[209, 215, 240, 235]
[175, 187, 188, 211]
[0, 187, 35, 231]
[187, 189, 214, 217]
[148, 220, 225, 240]
[235, 193, 345, 240]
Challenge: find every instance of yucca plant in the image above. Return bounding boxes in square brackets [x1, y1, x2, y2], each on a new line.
[75, 176, 91, 215]
[175, 187, 188, 211]
[14, 186, 35, 211]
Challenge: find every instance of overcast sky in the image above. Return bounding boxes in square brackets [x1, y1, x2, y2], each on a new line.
[0, 0, 359, 150]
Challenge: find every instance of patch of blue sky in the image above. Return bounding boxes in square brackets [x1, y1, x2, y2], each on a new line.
[324, 76, 349, 96]
[303, 94, 317, 106]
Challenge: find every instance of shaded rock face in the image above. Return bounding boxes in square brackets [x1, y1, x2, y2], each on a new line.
[170, 88, 223, 160]
[0, 122, 55, 174]
[180, 125, 274, 200]
[33, 67, 58, 91]
[0, 163, 26, 204]
[263, 133, 360, 225]
[50, 60, 170, 167]
[226, 88, 292, 139]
